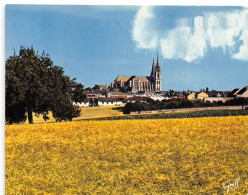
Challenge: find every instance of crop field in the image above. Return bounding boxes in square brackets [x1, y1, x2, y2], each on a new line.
[5, 116, 248, 194]
[29, 106, 124, 124]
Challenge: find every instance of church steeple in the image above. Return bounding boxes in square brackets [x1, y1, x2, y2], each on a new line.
[151, 58, 155, 77]
[154, 51, 161, 92]
[156, 50, 159, 67]
[150, 53, 161, 92]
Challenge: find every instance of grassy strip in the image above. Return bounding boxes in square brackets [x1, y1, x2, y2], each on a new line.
[84, 109, 248, 121]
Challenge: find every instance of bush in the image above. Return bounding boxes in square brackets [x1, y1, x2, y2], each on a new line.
[225, 98, 248, 106]
[52, 103, 81, 122]
[123, 102, 150, 114]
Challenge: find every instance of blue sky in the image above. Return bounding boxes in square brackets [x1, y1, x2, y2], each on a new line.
[5, 5, 248, 91]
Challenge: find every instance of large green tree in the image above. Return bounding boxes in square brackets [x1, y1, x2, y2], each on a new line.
[71, 82, 86, 103]
[6, 46, 85, 124]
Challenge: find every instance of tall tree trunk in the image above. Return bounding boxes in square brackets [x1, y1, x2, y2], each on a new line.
[26, 92, 33, 124]
[28, 106, 33, 124]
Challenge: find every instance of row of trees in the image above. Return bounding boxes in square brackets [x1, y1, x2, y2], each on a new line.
[123, 98, 248, 114]
[6, 47, 86, 124]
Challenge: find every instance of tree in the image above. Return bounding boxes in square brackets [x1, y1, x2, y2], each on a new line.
[85, 87, 92, 91]
[71, 82, 86, 103]
[93, 84, 100, 91]
[51, 94, 81, 122]
[225, 98, 248, 109]
[89, 98, 98, 107]
[6, 46, 85, 124]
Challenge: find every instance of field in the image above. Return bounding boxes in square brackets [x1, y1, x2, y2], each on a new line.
[5, 115, 248, 194]
[29, 106, 124, 124]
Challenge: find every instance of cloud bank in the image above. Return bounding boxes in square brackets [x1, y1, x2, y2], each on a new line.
[131, 6, 248, 62]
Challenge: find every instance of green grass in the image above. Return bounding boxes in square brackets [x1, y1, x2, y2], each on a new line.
[85, 109, 248, 121]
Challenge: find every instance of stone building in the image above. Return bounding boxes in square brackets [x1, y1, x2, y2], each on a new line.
[110, 54, 161, 92]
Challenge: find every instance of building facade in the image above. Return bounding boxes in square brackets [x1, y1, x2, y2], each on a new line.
[110, 54, 161, 92]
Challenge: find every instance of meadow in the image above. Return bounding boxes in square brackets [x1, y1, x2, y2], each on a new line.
[29, 106, 124, 124]
[5, 115, 248, 194]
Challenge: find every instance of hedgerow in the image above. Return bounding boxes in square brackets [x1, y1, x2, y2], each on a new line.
[89, 110, 248, 121]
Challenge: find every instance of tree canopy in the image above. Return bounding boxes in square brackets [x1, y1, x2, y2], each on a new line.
[6, 46, 86, 124]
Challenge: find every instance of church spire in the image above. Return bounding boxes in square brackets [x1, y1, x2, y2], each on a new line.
[156, 50, 159, 67]
[151, 58, 155, 77]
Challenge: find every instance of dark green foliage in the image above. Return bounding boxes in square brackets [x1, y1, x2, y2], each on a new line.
[5, 102, 26, 124]
[85, 87, 92, 91]
[87, 110, 248, 121]
[52, 101, 81, 122]
[122, 98, 248, 114]
[93, 85, 100, 90]
[123, 102, 150, 114]
[71, 83, 86, 103]
[123, 99, 212, 114]
[6, 46, 85, 124]
[225, 98, 248, 106]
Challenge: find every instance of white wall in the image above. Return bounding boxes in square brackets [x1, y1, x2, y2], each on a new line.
[73, 102, 90, 107]
[204, 97, 233, 103]
[98, 101, 124, 106]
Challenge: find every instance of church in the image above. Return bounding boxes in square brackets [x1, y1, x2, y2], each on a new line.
[110, 54, 161, 92]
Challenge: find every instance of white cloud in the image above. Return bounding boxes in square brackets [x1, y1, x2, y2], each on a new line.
[132, 6, 158, 49]
[160, 23, 207, 62]
[232, 28, 248, 61]
[132, 7, 248, 62]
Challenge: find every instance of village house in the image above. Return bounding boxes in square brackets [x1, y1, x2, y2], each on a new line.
[228, 88, 241, 97]
[73, 98, 90, 107]
[98, 97, 125, 106]
[187, 92, 208, 101]
[187, 92, 196, 101]
[85, 91, 106, 99]
[74, 97, 125, 107]
[106, 91, 133, 99]
[127, 96, 153, 103]
[196, 92, 209, 100]
[236, 86, 248, 98]
[204, 91, 233, 103]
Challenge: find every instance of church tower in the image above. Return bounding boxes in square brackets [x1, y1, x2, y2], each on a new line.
[150, 58, 155, 78]
[150, 53, 161, 92]
[155, 52, 161, 92]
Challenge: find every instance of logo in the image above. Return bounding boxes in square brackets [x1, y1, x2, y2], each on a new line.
[223, 178, 240, 193]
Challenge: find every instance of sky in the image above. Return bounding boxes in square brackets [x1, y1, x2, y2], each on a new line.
[5, 5, 248, 91]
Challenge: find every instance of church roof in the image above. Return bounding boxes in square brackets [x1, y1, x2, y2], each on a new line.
[115, 75, 151, 83]
[114, 75, 132, 82]
[131, 76, 151, 82]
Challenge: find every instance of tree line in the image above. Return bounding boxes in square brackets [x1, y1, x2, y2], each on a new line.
[123, 98, 248, 114]
[6, 46, 86, 124]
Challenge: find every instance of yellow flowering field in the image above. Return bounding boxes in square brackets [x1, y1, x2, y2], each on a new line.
[5, 116, 248, 194]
